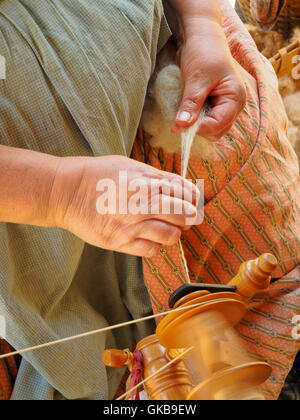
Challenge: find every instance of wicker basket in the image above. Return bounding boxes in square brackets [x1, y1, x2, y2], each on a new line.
[237, 0, 300, 40]
[270, 39, 300, 89]
[270, 40, 300, 161]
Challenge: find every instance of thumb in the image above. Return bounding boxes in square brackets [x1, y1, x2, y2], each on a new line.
[175, 79, 209, 129]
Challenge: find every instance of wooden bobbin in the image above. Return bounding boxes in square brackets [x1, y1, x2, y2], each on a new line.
[135, 335, 193, 400]
[186, 362, 271, 400]
[155, 290, 271, 400]
[157, 291, 246, 349]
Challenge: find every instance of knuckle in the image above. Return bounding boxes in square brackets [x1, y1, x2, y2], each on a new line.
[184, 201, 197, 217]
[145, 243, 161, 258]
[182, 98, 199, 112]
[187, 69, 205, 83]
[184, 179, 197, 197]
[236, 84, 247, 107]
[194, 185, 201, 204]
[183, 88, 205, 109]
[102, 223, 120, 246]
[183, 92, 203, 108]
[216, 123, 234, 137]
[155, 224, 181, 246]
[167, 228, 181, 245]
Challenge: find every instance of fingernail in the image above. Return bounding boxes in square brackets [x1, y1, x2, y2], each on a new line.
[177, 111, 192, 123]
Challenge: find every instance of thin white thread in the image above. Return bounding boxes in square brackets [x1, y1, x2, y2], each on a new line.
[0, 302, 205, 360]
[179, 105, 210, 282]
[178, 239, 191, 284]
[181, 104, 209, 178]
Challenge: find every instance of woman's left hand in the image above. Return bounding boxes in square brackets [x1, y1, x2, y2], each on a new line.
[173, 20, 247, 142]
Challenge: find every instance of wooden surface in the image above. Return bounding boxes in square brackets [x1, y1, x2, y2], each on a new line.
[271, 40, 300, 91]
[136, 335, 193, 400]
[103, 254, 277, 399]
[228, 253, 278, 298]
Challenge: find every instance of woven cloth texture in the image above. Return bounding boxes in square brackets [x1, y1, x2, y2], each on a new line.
[0, 0, 170, 400]
[132, 0, 300, 400]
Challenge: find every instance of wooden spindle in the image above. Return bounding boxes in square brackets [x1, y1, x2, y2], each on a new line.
[228, 253, 278, 298]
[136, 335, 193, 400]
[102, 349, 133, 368]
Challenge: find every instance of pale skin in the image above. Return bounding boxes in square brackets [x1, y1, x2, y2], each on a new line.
[163, 0, 247, 141]
[0, 0, 246, 257]
[0, 147, 198, 257]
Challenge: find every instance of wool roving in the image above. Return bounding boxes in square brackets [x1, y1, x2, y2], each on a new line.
[278, 74, 297, 98]
[142, 63, 215, 160]
[290, 27, 300, 44]
[278, 75, 300, 162]
[245, 24, 285, 59]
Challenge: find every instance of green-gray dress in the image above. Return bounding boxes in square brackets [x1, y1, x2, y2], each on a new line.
[0, 0, 171, 400]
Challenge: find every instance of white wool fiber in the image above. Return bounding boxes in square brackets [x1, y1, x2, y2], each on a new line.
[181, 103, 210, 178]
[142, 64, 215, 160]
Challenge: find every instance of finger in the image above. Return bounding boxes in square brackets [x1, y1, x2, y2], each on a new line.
[197, 98, 244, 140]
[152, 170, 201, 204]
[119, 239, 162, 258]
[175, 78, 209, 129]
[137, 220, 182, 246]
[145, 195, 198, 228]
[154, 178, 200, 207]
[198, 117, 234, 142]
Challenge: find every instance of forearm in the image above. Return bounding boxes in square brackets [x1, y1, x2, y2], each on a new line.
[0, 145, 60, 226]
[163, 0, 222, 43]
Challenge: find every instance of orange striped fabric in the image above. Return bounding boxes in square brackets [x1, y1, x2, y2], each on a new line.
[132, 0, 300, 400]
[0, 339, 19, 400]
[0, 0, 298, 401]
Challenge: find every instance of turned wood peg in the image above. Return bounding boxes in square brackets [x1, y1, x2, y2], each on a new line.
[136, 335, 193, 400]
[228, 253, 278, 299]
[102, 349, 133, 368]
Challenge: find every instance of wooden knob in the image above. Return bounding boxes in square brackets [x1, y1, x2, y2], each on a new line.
[228, 253, 278, 299]
[258, 253, 278, 274]
[102, 349, 131, 368]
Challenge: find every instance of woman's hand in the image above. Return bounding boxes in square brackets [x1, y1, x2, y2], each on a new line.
[0, 146, 199, 258]
[163, 1, 247, 142]
[49, 155, 200, 257]
[174, 20, 247, 141]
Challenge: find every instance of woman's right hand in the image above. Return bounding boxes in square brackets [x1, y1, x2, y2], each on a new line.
[49, 155, 200, 257]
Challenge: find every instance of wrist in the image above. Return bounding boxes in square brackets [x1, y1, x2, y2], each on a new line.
[164, 0, 222, 43]
[182, 16, 223, 42]
[180, 7, 222, 28]
[47, 156, 87, 229]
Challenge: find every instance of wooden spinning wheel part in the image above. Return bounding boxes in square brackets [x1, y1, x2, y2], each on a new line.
[136, 335, 193, 400]
[228, 253, 278, 298]
[102, 254, 277, 400]
[157, 290, 244, 341]
[173, 290, 210, 308]
[157, 291, 246, 349]
[102, 349, 133, 368]
[186, 362, 272, 400]
[173, 290, 243, 309]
